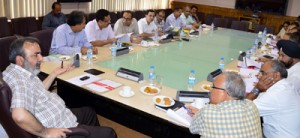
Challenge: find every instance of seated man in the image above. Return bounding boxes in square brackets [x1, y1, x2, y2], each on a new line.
[154, 10, 166, 31]
[188, 72, 262, 137]
[113, 10, 141, 43]
[42, 2, 67, 30]
[50, 11, 97, 55]
[164, 7, 186, 32]
[138, 10, 162, 38]
[3, 37, 116, 138]
[85, 9, 117, 47]
[180, 6, 199, 30]
[246, 60, 300, 137]
[190, 5, 201, 24]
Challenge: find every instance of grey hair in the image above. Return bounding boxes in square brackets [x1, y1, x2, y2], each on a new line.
[269, 60, 288, 78]
[223, 72, 246, 100]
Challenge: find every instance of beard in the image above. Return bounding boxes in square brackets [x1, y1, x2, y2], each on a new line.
[280, 58, 293, 69]
[23, 60, 41, 76]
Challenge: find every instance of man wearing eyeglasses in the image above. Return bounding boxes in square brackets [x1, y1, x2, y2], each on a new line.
[246, 60, 300, 137]
[85, 9, 117, 47]
[188, 72, 262, 137]
[154, 10, 166, 31]
[114, 10, 139, 36]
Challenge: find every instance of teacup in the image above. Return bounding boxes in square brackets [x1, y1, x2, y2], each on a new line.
[122, 86, 132, 96]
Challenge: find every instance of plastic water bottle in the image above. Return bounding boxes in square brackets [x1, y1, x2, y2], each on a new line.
[251, 43, 257, 56]
[211, 23, 214, 31]
[254, 38, 259, 46]
[154, 30, 159, 43]
[246, 48, 251, 59]
[117, 38, 121, 47]
[179, 29, 184, 40]
[148, 65, 156, 85]
[263, 27, 267, 36]
[198, 25, 202, 36]
[187, 70, 196, 91]
[219, 58, 225, 71]
[87, 46, 93, 66]
[111, 42, 117, 57]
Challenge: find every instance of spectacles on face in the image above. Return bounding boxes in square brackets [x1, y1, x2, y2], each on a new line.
[123, 17, 132, 21]
[258, 70, 274, 76]
[211, 85, 226, 91]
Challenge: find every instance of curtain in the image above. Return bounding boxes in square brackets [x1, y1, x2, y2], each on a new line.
[0, 0, 169, 19]
[89, 0, 169, 13]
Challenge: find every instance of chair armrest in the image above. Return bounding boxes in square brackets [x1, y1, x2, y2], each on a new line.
[66, 127, 90, 138]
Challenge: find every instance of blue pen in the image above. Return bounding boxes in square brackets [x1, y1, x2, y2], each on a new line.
[182, 105, 192, 114]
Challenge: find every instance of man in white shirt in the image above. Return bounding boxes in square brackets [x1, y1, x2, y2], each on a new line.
[164, 7, 186, 32]
[246, 60, 300, 138]
[180, 6, 199, 30]
[276, 40, 300, 95]
[137, 10, 158, 38]
[85, 9, 117, 47]
[114, 10, 139, 36]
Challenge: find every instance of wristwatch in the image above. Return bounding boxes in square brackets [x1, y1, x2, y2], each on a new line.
[251, 88, 260, 96]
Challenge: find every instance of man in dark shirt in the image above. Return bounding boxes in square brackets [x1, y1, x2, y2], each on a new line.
[42, 2, 67, 30]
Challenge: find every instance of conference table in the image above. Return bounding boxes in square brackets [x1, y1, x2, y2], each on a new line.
[41, 28, 257, 137]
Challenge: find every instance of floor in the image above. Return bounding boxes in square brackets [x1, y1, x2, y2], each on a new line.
[97, 115, 150, 138]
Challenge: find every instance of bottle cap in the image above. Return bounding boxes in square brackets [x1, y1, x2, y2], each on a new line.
[191, 69, 195, 73]
[150, 65, 154, 69]
[220, 57, 224, 60]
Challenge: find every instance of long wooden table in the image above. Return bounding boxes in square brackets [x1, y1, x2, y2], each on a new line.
[40, 28, 256, 137]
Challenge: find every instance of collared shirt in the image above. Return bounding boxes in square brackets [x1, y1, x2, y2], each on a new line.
[154, 17, 165, 31]
[190, 100, 262, 138]
[3, 64, 78, 128]
[277, 28, 286, 38]
[85, 19, 115, 42]
[180, 13, 194, 29]
[114, 18, 139, 36]
[50, 23, 90, 55]
[164, 13, 186, 32]
[254, 79, 300, 138]
[42, 12, 67, 30]
[287, 62, 300, 95]
[137, 17, 157, 34]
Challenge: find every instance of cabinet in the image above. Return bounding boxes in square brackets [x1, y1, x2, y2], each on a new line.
[239, 16, 262, 31]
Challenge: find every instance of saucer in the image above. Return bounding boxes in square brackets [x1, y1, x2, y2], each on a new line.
[119, 90, 135, 98]
[58, 55, 70, 61]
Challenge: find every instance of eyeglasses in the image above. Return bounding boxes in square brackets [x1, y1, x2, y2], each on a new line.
[258, 70, 275, 76]
[211, 86, 226, 91]
[123, 17, 132, 21]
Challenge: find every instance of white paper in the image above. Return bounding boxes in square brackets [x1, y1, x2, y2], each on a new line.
[99, 79, 122, 88]
[86, 83, 109, 93]
[116, 33, 132, 43]
[239, 68, 259, 92]
[66, 74, 100, 87]
[238, 57, 262, 69]
[166, 107, 192, 127]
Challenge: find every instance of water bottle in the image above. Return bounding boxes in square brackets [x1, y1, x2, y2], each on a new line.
[87, 46, 93, 66]
[263, 27, 267, 36]
[211, 23, 214, 31]
[187, 70, 196, 91]
[179, 29, 184, 40]
[111, 42, 117, 57]
[218, 58, 225, 71]
[117, 38, 121, 48]
[148, 65, 156, 85]
[198, 25, 202, 36]
[251, 43, 257, 56]
[254, 38, 259, 46]
[154, 30, 159, 44]
[246, 48, 251, 59]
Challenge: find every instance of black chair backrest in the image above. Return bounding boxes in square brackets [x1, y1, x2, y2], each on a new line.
[0, 72, 36, 138]
[212, 18, 228, 28]
[11, 17, 38, 36]
[0, 17, 12, 38]
[0, 36, 17, 72]
[134, 10, 145, 21]
[29, 29, 54, 56]
[88, 13, 96, 22]
[196, 12, 205, 23]
[204, 14, 221, 25]
[240, 21, 250, 31]
[224, 17, 238, 28]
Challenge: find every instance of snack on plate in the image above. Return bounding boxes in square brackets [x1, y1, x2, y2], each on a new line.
[156, 98, 161, 103]
[203, 85, 211, 91]
[164, 97, 171, 105]
[144, 87, 158, 94]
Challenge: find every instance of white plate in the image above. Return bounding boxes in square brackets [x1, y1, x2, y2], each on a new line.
[201, 84, 211, 92]
[119, 90, 135, 98]
[140, 85, 160, 95]
[58, 55, 70, 61]
[82, 55, 98, 61]
[152, 95, 175, 107]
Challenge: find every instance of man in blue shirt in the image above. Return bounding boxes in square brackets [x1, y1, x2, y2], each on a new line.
[42, 2, 67, 30]
[50, 11, 97, 55]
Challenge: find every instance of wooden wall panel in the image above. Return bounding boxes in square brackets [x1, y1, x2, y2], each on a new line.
[171, 1, 297, 34]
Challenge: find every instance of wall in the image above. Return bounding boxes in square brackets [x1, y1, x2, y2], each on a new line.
[173, 0, 299, 17]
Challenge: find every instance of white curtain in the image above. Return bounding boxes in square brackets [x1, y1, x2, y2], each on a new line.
[0, 0, 169, 19]
[89, 0, 170, 13]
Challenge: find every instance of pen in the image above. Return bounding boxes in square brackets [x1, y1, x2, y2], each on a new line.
[61, 61, 64, 68]
[182, 105, 192, 114]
